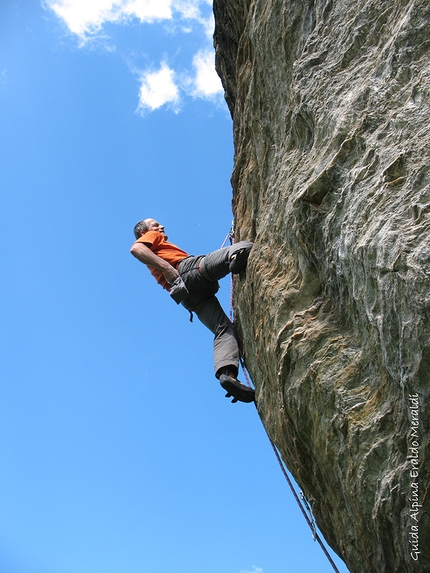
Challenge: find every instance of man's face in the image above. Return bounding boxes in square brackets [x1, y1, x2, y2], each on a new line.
[144, 219, 167, 239]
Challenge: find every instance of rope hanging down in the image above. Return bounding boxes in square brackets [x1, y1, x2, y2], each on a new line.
[225, 224, 341, 573]
[255, 404, 341, 573]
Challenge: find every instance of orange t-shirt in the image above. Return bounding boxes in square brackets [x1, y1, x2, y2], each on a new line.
[136, 230, 189, 290]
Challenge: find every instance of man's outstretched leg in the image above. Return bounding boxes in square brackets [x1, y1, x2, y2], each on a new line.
[198, 241, 253, 282]
[196, 295, 255, 404]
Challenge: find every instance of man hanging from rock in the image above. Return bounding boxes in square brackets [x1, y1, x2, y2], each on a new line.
[130, 218, 255, 404]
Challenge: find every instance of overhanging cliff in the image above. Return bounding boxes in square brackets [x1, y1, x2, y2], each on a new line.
[213, 0, 430, 571]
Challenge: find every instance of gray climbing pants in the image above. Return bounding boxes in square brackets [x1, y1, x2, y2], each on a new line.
[177, 241, 253, 377]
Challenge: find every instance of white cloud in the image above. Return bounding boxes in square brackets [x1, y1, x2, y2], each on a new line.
[135, 49, 223, 113]
[240, 568, 263, 573]
[137, 62, 180, 112]
[172, 0, 199, 20]
[123, 0, 173, 21]
[45, 0, 224, 112]
[45, 0, 207, 39]
[189, 49, 223, 98]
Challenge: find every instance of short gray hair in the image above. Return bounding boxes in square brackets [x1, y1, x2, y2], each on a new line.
[133, 220, 149, 239]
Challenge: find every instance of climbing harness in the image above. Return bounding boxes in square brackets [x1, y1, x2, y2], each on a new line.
[225, 222, 341, 573]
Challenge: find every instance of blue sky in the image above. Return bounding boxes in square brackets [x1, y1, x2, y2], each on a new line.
[0, 2, 348, 572]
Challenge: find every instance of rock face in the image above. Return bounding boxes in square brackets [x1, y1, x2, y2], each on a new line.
[213, 0, 430, 571]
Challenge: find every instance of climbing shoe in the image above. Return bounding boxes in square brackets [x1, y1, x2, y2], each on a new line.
[219, 374, 255, 403]
[229, 246, 252, 274]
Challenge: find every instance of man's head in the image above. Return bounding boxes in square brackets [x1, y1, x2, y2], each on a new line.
[133, 218, 167, 239]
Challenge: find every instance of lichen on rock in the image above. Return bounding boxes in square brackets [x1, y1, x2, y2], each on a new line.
[213, 0, 430, 571]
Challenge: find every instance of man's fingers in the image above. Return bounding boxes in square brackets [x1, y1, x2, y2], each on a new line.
[164, 266, 180, 284]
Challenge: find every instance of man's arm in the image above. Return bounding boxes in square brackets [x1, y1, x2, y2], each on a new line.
[130, 242, 179, 284]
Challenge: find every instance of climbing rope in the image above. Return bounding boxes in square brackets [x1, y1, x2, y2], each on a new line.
[257, 407, 341, 573]
[225, 223, 341, 573]
[219, 221, 235, 322]
[246, 365, 341, 573]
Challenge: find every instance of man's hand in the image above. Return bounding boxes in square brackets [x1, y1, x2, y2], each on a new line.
[130, 241, 179, 284]
[162, 265, 180, 285]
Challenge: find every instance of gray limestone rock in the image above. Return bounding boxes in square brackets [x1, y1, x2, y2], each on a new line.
[213, 0, 430, 571]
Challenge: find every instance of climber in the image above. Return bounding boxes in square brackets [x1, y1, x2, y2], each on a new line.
[130, 218, 255, 404]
